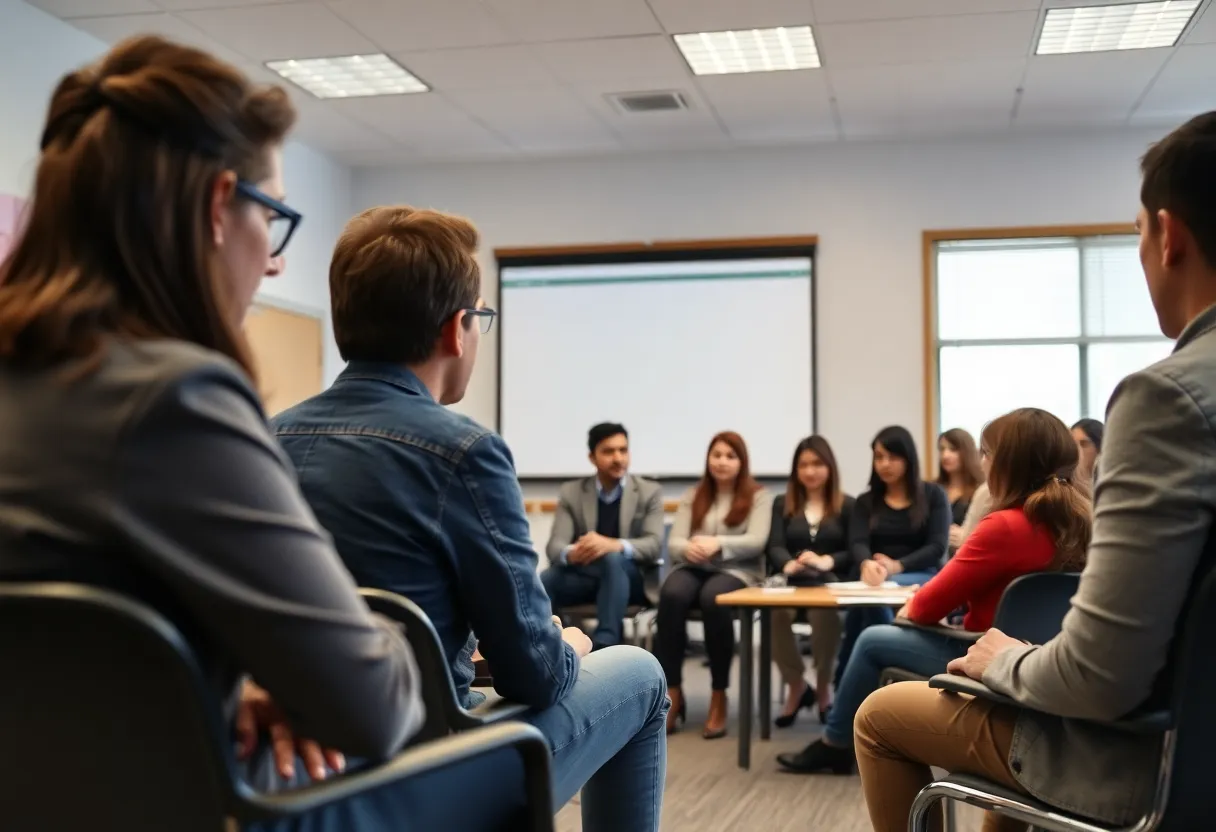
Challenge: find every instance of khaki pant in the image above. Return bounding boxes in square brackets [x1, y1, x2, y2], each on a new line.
[770, 607, 842, 695]
[854, 681, 1030, 832]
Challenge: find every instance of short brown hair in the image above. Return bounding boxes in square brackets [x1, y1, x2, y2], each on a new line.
[330, 206, 481, 364]
[0, 35, 294, 378]
[1141, 111, 1216, 268]
[984, 408, 1091, 571]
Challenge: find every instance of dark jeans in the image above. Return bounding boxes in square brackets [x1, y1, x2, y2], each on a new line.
[655, 567, 746, 691]
[541, 552, 646, 648]
[834, 569, 938, 688]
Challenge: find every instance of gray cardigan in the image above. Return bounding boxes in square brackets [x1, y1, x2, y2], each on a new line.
[668, 486, 772, 585]
[982, 303, 1216, 825]
[0, 338, 424, 760]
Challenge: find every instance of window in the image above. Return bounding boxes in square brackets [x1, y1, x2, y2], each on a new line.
[931, 231, 1173, 444]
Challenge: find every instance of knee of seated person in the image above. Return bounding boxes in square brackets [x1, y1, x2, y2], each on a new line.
[591, 645, 667, 699]
[854, 682, 914, 748]
[594, 550, 627, 570]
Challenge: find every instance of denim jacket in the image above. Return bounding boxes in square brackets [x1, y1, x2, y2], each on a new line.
[272, 362, 579, 710]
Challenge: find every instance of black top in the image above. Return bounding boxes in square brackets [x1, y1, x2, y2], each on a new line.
[595, 494, 621, 539]
[846, 482, 951, 576]
[765, 493, 856, 578]
[949, 496, 970, 527]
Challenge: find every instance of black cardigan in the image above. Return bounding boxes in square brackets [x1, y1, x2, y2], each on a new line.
[765, 493, 856, 579]
[846, 483, 951, 576]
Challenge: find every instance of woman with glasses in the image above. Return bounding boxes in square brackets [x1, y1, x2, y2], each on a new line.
[0, 35, 525, 831]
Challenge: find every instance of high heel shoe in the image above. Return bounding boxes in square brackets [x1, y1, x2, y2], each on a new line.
[774, 681, 816, 728]
[666, 687, 686, 735]
[703, 689, 728, 739]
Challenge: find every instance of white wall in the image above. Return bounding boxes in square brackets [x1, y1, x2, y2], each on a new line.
[353, 129, 1168, 494]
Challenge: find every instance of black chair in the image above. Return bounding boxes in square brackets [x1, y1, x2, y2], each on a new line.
[910, 565, 1216, 832]
[0, 582, 553, 832]
[359, 588, 531, 742]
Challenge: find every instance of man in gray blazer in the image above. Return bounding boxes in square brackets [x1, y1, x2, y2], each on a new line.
[854, 111, 1216, 829]
[541, 423, 665, 650]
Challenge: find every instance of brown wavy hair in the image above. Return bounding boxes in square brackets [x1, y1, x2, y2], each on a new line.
[0, 35, 295, 378]
[984, 408, 1092, 570]
[937, 427, 984, 502]
[691, 431, 760, 531]
[783, 435, 845, 519]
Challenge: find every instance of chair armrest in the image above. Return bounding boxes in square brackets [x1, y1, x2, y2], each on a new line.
[236, 722, 552, 828]
[894, 618, 982, 643]
[929, 674, 1172, 735]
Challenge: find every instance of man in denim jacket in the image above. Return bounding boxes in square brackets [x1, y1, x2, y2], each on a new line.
[273, 206, 667, 831]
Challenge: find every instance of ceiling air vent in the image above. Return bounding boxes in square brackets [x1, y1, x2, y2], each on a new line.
[608, 90, 690, 114]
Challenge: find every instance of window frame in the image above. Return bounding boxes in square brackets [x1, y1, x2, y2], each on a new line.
[921, 223, 1159, 475]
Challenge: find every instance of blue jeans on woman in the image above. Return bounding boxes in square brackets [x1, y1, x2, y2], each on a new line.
[834, 569, 937, 687]
[248, 646, 669, 832]
[822, 622, 968, 747]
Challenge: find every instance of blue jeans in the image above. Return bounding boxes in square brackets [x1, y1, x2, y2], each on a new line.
[541, 553, 647, 648]
[823, 623, 968, 747]
[245, 646, 667, 832]
[834, 569, 937, 687]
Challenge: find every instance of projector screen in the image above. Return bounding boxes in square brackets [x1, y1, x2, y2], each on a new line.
[498, 251, 815, 478]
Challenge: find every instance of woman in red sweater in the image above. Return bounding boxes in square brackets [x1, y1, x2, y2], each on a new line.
[776, 407, 1089, 774]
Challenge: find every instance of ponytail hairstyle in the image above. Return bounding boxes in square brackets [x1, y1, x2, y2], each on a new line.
[0, 35, 296, 378]
[985, 408, 1091, 570]
[691, 431, 760, 531]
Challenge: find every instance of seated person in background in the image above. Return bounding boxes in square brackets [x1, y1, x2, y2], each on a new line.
[777, 408, 1089, 775]
[767, 435, 855, 727]
[541, 422, 664, 650]
[272, 206, 667, 830]
[853, 111, 1216, 832]
[936, 428, 984, 555]
[1072, 417, 1104, 487]
[835, 426, 950, 683]
[656, 431, 771, 740]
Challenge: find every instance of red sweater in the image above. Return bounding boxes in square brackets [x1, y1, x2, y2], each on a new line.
[905, 507, 1056, 632]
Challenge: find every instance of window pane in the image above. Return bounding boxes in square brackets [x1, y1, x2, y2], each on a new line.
[1086, 341, 1174, 417]
[1083, 237, 1161, 337]
[937, 244, 1081, 340]
[939, 344, 1081, 441]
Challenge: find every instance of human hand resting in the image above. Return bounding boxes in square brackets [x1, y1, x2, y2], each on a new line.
[860, 559, 889, 586]
[562, 626, 593, 658]
[872, 553, 903, 575]
[946, 628, 1025, 680]
[782, 559, 804, 576]
[236, 680, 345, 782]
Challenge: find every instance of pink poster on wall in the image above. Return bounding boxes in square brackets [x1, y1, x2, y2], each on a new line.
[0, 194, 26, 262]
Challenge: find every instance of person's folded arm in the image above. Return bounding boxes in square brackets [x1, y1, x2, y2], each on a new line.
[765, 495, 794, 571]
[667, 493, 693, 563]
[906, 513, 1011, 625]
[545, 492, 578, 565]
[897, 485, 951, 574]
[447, 433, 579, 710]
[624, 487, 665, 564]
[845, 496, 874, 579]
[116, 365, 424, 760]
[983, 370, 1216, 721]
[718, 490, 772, 561]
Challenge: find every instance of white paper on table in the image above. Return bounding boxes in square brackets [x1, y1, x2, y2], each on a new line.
[828, 581, 900, 592]
[760, 586, 797, 594]
[834, 594, 913, 605]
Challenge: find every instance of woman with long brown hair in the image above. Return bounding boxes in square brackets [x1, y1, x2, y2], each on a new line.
[766, 436, 855, 726]
[0, 35, 530, 831]
[937, 427, 985, 552]
[656, 431, 771, 739]
[779, 407, 1089, 775]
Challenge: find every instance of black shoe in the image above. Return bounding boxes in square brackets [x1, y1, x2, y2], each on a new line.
[774, 682, 816, 728]
[776, 739, 855, 775]
[819, 705, 832, 724]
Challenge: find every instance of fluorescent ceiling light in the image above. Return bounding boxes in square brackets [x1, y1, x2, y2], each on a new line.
[1036, 1, 1200, 54]
[265, 53, 428, 99]
[674, 26, 819, 75]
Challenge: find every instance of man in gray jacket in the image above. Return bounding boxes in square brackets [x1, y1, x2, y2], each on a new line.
[853, 110, 1216, 829]
[541, 423, 665, 650]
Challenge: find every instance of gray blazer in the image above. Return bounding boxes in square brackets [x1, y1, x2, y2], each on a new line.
[0, 338, 423, 760]
[668, 486, 772, 586]
[545, 475, 665, 565]
[982, 303, 1216, 825]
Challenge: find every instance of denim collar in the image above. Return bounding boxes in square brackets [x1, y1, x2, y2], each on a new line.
[335, 362, 434, 402]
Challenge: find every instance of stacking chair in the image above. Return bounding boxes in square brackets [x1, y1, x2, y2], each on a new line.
[0, 582, 553, 832]
[909, 564, 1216, 832]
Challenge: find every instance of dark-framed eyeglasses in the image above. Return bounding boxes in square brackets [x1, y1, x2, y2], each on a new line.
[464, 307, 497, 334]
[236, 180, 302, 258]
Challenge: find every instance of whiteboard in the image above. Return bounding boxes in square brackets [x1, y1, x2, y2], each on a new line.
[499, 256, 815, 478]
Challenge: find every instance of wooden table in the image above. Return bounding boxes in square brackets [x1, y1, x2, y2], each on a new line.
[715, 585, 914, 770]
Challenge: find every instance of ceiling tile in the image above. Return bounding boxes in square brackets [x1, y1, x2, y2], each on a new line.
[181, 2, 377, 62]
[816, 11, 1039, 67]
[1014, 107, 1131, 130]
[482, 0, 662, 43]
[647, 0, 814, 33]
[1134, 45, 1216, 121]
[1183, 3, 1216, 44]
[157, 0, 295, 9]
[841, 108, 1010, 139]
[27, 0, 157, 17]
[447, 86, 622, 153]
[534, 35, 691, 87]
[1019, 51, 1171, 114]
[289, 101, 401, 153]
[331, 94, 512, 154]
[69, 13, 252, 66]
[831, 59, 1023, 121]
[325, 0, 513, 51]
[573, 85, 728, 149]
[393, 45, 554, 91]
[812, 0, 1040, 24]
[698, 70, 837, 140]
